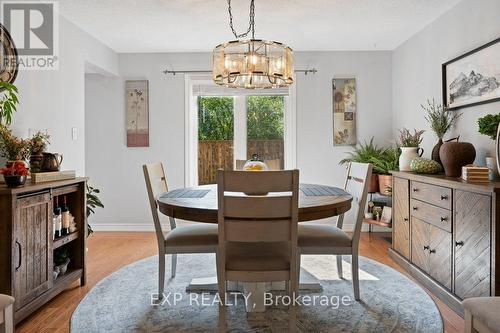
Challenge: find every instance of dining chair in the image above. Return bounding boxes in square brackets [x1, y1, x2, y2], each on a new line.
[462, 297, 500, 333]
[0, 294, 14, 333]
[298, 162, 372, 300]
[235, 159, 281, 170]
[216, 169, 300, 307]
[143, 162, 218, 298]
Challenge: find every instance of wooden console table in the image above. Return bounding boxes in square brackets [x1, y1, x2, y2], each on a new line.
[389, 171, 500, 316]
[0, 178, 87, 323]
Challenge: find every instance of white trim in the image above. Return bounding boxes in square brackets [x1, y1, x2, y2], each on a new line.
[284, 78, 297, 169]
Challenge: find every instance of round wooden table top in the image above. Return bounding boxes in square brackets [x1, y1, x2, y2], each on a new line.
[157, 183, 353, 223]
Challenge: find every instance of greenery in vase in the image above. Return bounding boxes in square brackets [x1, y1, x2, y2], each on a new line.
[369, 147, 400, 174]
[86, 184, 104, 237]
[422, 99, 461, 140]
[0, 82, 19, 125]
[0, 125, 30, 161]
[339, 138, 385, 173]
[478, 113, 500, 140]
[28, 131, 50, 155]
[398, 128, 425, 147]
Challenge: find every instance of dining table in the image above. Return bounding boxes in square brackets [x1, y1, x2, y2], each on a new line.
[157, 183, 353, 312]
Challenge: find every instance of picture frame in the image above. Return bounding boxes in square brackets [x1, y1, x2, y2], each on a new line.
[380, 206, 392, 224]
[332, 77, 357, 146]
[126, 80, 149, 147]
[442, 37, 500, 110]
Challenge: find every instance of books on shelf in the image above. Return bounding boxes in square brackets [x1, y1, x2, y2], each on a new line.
[31, 170, 76, 183]
[461, 166, 489, 183]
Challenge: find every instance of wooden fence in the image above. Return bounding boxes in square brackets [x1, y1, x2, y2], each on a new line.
[198, 139, 284, 184]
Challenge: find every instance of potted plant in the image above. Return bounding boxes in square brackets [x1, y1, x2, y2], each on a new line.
[0, 125, 30, 167]
[0, 160, 29, 187]
[370, 147, 399, 195]
[28, 131, 50, 173]
[0, 82, 19, 125]
[478, 113, 500, 180]
[422, 99, 461, 165]
[86, 184, 104, 237]
[398, 128, 425, 171]
[339, 138, 385, 193]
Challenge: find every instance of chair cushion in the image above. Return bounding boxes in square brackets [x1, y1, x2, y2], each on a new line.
[462, 297, 500, 333]
[298, 224, 352, 248]
[225, 242, 289, 271]
[164, 224, 218, 248]
[0, 294, 15, 310]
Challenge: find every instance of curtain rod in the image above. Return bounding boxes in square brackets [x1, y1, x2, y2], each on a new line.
[162, 68, 318, 75]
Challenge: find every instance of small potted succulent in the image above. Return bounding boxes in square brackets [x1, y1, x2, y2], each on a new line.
[478, 113, 500, 180]
[1, 160, 29, 187]
[398, 128, 425, 172]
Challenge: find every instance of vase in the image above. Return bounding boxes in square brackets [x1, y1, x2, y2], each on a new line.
[431, 139, 443, 165]
[368, 174, 379, 193]
[439, 142, 476, 177]
[399, 147, 424, 172]
[4, 175, 27, 187]
[378, 174, 392, 195]
[29, 154, 44, 173]
[486, 157, 499, 180]
[496, 123, 500, 174]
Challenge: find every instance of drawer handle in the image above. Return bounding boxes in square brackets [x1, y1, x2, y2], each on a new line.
[413, 188, 418, 192]
[429, 249, 436, 254]
[440, 195, 448, 200]
[440, 217, 447, 222]
[403, 217, 409, 222]
[412, 206, 417, 211]
[15, 239, 22, 271]
[455, 241, 464, 247]
[423, 245, 429, 251]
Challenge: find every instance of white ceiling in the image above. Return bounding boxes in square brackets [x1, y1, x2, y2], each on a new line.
[59, 0, 462, 53]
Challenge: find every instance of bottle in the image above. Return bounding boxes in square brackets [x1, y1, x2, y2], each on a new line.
[61, 196, 70, 236]
[54, 196, 62, 238]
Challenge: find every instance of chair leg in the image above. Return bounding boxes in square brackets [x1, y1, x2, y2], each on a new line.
[336, 255, 343, 279]
[3, 304, 14, 333]
[464, 310, 478, 333]
[171, 253, 177, 278]
[158, 252, 166, 299]
[216, 251, 226, 307]
[351, 253, 360, 301]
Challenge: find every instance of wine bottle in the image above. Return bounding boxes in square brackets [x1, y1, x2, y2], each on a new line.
[61, 196, 70, 236]
[54, 196, 62, 238]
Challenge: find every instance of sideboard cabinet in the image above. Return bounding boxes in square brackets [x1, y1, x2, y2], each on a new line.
[389, 172, 499, 316]
[0, 178, 87, 323]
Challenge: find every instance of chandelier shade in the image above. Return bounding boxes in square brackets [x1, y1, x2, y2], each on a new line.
[212, 39, 294, 89]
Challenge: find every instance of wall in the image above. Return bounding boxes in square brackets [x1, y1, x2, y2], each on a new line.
[85, 51, 393, 231]
[393, 0, 500, 162]
[9, 16, 118, 175]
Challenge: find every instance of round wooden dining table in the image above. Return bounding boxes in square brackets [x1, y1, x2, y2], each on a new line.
[156, 183, 353, 312]
[157, 183, 353, 223]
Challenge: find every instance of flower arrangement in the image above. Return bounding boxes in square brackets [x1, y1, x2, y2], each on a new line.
[0, 125, 30, 161]
[422, 99, 461, 140]
[29, 131, 50, 155]
[0, 160, 29, 176]
[399, 128, 425, 147]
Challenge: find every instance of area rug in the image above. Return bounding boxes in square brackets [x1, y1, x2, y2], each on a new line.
[71, 254, 443, 333]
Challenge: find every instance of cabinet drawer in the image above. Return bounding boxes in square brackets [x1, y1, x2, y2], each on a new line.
[411, 199, 452, 232]
[410, 181, 452, 210]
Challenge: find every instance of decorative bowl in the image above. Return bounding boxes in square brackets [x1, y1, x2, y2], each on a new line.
[4, 175, 27, 187]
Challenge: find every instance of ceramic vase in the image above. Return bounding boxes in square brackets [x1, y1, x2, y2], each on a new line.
[439, 142, 476, 177]
[368, 174, 379, 193]
[378, 175, 392, 196]
[431, 139, 443, 165]
[399, 147, 424, 172]
[486, 157, 499, 180]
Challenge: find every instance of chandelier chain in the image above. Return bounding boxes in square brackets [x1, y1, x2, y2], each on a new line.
[227, 0, 255, 39]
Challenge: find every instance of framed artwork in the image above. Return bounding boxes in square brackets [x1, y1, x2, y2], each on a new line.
[442, 37, 500, 110]
[333, 78, 357, 145]
[126, 80, 149, 147]
[381, 206, 392, 224]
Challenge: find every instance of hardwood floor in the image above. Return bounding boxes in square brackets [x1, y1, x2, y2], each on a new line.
[16, 232, 463, 333]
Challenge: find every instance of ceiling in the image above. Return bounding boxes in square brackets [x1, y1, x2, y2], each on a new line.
[59, 0, 462, 53]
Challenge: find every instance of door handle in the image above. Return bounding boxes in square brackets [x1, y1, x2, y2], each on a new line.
[423, 245, 429, 251]
[412, 206, 417, 211]
[429, 249, 436, 254]
[15, 239, 22, 271]
[440, 195, 448, 200]
[455, 241, 464, 247]
[440, 217, 447, 222]
[403, 217, 409, 222]
[412, 188, 418, 192]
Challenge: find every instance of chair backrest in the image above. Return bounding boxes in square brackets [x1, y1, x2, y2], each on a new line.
[143, 162, 176, 246]
[217, 169, 299, 257]
[235, 159, 281, 171]
[343, 162, 372, 248]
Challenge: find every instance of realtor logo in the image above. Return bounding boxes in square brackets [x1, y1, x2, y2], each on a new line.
[1, 0, 58, 69]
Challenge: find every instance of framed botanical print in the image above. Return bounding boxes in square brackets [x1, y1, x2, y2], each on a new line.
[126, 80, 149, 147]
[442, 37, 500, 110]
[332, 78, 357, 146]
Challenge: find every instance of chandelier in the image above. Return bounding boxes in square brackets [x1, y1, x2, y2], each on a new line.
[212, 0, 294, 89]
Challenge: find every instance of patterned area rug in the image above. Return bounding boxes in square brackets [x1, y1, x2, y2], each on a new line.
[71, 254, 442, 333]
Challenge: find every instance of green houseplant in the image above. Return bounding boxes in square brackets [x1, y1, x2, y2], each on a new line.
[0, 82, 19, 125]
[478, 113, 500, 180]
[370, 147, 400, 195]
[398, 128, 425, 171]
[86, 184, 104, 237]
[339, 138, 385, 192]
[422, 99, 461, 165]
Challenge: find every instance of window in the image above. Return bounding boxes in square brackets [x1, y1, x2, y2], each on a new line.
[186, 76, 296, 186]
